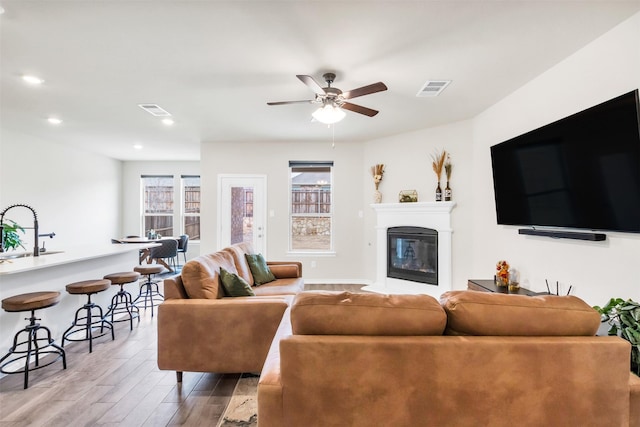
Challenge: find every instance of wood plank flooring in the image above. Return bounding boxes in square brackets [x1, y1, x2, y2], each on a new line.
[0, 283, 364, 426]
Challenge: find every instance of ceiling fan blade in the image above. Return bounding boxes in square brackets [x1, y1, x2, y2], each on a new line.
[296, 75, 326, 95]
[342, 82, 388, 100]
[267, 100, 314, 106]
[341, 102, 379, 117]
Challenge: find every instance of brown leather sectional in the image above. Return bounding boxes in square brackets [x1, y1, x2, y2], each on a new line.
[259, 290, 640, 427]
[157, 248, 638, 426]
[157, 242, 303, 381]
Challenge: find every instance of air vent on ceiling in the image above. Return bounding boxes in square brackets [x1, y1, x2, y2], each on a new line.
[416, 80, 451, 97]
[138, 104, 172, 117]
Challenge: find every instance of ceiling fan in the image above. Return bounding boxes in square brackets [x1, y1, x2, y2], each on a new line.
[267, 73, 388, 123]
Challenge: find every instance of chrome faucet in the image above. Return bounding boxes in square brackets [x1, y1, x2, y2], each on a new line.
[0, 204, 39, 257]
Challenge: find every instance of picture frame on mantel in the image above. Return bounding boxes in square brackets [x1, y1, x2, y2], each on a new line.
[398, 190, 418, 203]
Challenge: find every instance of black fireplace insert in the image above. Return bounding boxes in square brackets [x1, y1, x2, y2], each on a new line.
[387, 226, 438, 285]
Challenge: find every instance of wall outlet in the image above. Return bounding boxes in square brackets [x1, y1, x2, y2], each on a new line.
[311, 260, 317, 268]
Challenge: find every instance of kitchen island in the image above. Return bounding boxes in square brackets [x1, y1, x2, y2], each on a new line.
[0, 243, 162, 358]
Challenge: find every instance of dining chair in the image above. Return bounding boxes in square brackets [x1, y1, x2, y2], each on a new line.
[177, 234, 189, 265]
[148, 239, 179, 272]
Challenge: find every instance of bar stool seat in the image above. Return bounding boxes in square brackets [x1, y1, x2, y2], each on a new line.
[104, 271, 141, 330]
[0, 291, 67, 389]
[133, 265, 165, 317]
[62, 279, 114, 353]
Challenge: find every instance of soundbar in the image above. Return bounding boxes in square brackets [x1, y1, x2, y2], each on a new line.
[518, 228, 606, 241]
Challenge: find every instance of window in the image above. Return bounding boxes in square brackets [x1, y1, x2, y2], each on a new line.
[289, 161, 333, 251]
[182, 175, 201, 240]
[142, 175, 174, 237]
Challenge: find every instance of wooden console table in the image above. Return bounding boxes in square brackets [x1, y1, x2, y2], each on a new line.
[467, 279, 546, 296]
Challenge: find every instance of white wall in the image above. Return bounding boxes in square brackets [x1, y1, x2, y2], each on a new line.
[121, 161, 201, 260]
[200, 140, 366, 282]
[0, 129, 121, 251]
[470, 12, 640, 306]
[362, 120, 476, 290]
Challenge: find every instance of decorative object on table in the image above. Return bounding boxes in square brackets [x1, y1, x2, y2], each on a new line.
[507, 268, 520, 292]
[430, 149, 447, 201]
[444, 153, 452, 201]
[370, 163, 385, 203]
[593, 297, 640, 375]
[398, 190, 418, 203]
[495, 260, 509, 287]
[0, 219, 25, 252]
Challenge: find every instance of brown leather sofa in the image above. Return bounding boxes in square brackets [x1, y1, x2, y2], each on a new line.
[157, 242, 303, 381]
[258, 290, 640, 427]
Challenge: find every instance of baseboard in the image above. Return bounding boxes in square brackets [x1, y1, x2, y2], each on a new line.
[304, 279, 373, 286]
[518, 228, 607, 241]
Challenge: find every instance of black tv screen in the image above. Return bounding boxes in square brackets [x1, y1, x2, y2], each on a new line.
[490, 89, 640, 234]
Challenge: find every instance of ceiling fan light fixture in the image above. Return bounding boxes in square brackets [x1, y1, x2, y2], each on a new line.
[312, 104, 346, 125]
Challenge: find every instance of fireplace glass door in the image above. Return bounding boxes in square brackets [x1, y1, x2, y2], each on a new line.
[387, 226, 438, 285]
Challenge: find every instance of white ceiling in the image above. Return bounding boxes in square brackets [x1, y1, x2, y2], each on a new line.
[1, 1, 639, 161]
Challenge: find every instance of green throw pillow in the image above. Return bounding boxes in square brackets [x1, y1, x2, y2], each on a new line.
[220, 267, 255, 297]
[245, 253, 276, 285]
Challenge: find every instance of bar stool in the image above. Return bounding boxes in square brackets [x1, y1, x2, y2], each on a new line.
[103, 271, 141, 330]
[0, 291, 67, 389]
[62, 279, 114, 353]
[133, 264, 164, 317]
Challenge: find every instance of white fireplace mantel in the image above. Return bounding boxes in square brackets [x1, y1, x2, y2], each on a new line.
[363, 201, 456, 298]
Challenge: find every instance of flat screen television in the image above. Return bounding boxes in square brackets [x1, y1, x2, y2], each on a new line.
[490, 89, 640, 234]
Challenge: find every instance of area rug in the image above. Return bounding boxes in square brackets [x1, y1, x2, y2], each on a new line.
[217, 374, 258, 427]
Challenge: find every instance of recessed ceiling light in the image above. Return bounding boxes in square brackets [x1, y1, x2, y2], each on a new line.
[162, 118, 174, 126]
[47, 117, 62, 125]
[133, 144, 143, 150]
[22, 75, 44, 85]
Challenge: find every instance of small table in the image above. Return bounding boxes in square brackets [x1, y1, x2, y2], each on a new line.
[467, 279, 547, 296]
[113, 237, 176, 267]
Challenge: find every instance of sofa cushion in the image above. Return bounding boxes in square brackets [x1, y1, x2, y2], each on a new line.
[220, 267, 255, 297]
[440, 290, 601, 336]
[180, 251, 237, 299]
[291, 291, 447, 336]
[246, 254, 276, 285]
[222, 243, 255, 286]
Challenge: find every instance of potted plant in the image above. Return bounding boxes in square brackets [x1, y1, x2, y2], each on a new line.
[1, 219, 26, 252]
[594, 298, 640, 375]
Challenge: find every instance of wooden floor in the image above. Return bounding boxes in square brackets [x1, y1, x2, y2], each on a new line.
[0, 283, 364, 426]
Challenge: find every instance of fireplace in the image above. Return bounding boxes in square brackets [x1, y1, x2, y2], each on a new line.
[387, 227, 438, 285]
[364, 201, 455, 297]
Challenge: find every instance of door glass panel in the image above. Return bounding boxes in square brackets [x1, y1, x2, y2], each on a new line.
[230, 186, 254, 245]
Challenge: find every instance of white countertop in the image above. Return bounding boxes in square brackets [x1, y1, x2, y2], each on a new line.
[0, 243, 159, 275]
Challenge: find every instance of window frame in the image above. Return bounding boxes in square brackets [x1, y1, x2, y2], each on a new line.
[181, 175, 201, 242]
[288, 160, 334, 254]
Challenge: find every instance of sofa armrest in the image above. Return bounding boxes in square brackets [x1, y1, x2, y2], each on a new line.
[267, 261, 302, 278]
[157, 297, 290, 374]
[164, 275, 188, 300]
[631, 372, 640, 427]
[258, 307, 292, 427]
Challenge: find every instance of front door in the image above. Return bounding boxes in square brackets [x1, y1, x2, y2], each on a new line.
[218, 174, 267, 255]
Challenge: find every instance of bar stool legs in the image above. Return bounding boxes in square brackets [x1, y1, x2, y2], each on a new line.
[62, 279, 114, 353]
[133, 265, 164, 317]
[103, 272, 141, 330]
[0, 292, 67, 389]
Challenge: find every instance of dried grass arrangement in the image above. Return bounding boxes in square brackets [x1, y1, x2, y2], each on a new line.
[431, 149, 447, 182]
[371, 164, 385, 190]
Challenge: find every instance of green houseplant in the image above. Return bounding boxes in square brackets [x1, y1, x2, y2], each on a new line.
[594, 298, 640, 375]
[1, 219, 26, 251]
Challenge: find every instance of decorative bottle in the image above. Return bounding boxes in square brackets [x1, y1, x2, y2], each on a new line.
[444, 182, 452, 201]
[435, 182, 442, 202]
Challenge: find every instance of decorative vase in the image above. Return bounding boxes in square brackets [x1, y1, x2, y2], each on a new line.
[444, 181, 452, 201]
[495, 276, 508, 287]
[374, 190, 382, 203]
[508, 281, 520, 292]
[435, 182, 442, 202]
